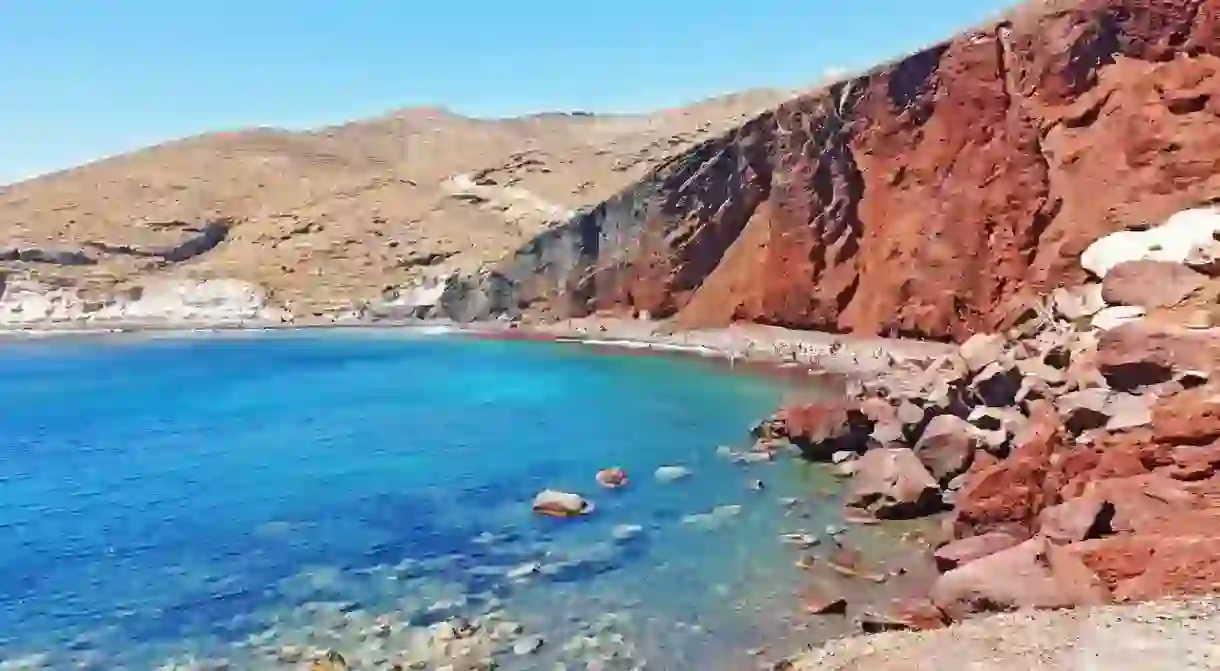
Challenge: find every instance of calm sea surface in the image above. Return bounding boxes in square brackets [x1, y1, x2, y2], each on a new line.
[0, 331, 842, 669]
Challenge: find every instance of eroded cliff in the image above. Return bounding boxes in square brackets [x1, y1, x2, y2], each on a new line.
[453, 0, 1220, 342]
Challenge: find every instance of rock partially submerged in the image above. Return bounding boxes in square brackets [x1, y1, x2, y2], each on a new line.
[654, 465, 692, 483]
[595, 467, 629, 489]
[531, 490, 594, 518]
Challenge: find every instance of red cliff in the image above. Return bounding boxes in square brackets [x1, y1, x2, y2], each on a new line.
[447, 0, 1220, 342]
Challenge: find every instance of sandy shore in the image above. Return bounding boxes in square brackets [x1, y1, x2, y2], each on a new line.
[0, 315, 955, 378]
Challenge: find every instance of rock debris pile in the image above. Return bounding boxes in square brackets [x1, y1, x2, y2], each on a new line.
[760, 206, 1220, 629]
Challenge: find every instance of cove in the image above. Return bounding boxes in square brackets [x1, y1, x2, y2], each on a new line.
[0, 331, 844, 669]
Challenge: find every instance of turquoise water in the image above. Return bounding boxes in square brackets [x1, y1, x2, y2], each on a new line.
[0, 331, 838, 669]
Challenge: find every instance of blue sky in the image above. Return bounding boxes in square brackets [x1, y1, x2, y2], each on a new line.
[0, 1, 1015, 184]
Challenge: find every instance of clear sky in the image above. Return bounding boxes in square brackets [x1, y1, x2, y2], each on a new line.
[0, 1, 1016, 185]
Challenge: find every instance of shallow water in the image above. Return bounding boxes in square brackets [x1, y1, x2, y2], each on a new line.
[0, 331, 844, 669]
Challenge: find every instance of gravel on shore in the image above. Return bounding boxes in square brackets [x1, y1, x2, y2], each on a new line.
[795, 597, 1220, 670]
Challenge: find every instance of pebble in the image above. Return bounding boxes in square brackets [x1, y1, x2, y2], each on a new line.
[654, 465, 692, 482]
[506, 562, 542, 580]
[513, 635, 545, 655]
[611, 524, 644, 541]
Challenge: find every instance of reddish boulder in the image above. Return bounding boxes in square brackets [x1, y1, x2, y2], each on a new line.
[930, 537, 1108, 621]
[1098, 323, 1219, 392]
[951, 401, 1063, 538]
[1068, 535, 1220, 602]
[771, 400, 869, 461]
[1100, 260, 1206, 309]
[932, 532, 1022, 572]
[886, 599, 948, 632]
[1085, 474, 1212, 536]
[845, 447, 942, 519]
[1151, 386, 1220, 446]
[1037, 493, 1112, 545]
[800, 582, 849, 615]
[913, 414, 982, 482]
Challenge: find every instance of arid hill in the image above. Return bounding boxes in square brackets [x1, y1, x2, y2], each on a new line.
[0, 90, 791, 316]
[451, 0, 1220, 342]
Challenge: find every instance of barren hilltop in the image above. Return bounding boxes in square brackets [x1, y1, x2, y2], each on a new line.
[0, 89, 791, 317]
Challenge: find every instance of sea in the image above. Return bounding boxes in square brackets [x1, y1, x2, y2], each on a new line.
[0, 330, 848, 670]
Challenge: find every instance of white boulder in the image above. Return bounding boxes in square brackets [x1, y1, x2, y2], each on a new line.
[654, 465, 692, 483]
[1081, 207, 1220, 279]
[531, 489, 594, 517]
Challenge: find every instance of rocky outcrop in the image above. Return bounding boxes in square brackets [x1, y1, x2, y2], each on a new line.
[755, 219, 1220, 624]
[0, 277, 289, 326]
[83, 219, 232, 263]
[445, 0, 1220, 342]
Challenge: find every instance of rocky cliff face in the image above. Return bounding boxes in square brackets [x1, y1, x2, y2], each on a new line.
[452, 0, 1220, 342]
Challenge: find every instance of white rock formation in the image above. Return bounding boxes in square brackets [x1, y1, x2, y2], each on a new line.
[1081, 206, 1220, 278]
[90, 279, 288, 324]
[0, 281, 91, 324]
[0, 278, 289, 327]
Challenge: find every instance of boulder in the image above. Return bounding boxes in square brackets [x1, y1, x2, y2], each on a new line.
[1151, 386, 1220, 446]
[951, 402, 1063, 538]
[885, 598, 949, 631]
[772, 400, 870, 461]
[959, 333, 1006, 373]
[896, 400, 926, 426]
[972, 361, 1022, 407]
[654, 465, 692, 483]
[1037, 493, 1112, 545]
[309, 651, 350, 671]
[846, 447, 942, 519]
[596, 467, 629, 489]
[869, 419, 905, 445]
[1052, 284, 1106, 320]
[857, 611, 916, 634]
[1080, 207, 1220, 279]
[1098, 323, 1219, 391]
[1067, 535, 1220, 602]
[1055, 388, 1112, 433]
[1100, 260, 1206, 308]
[930, 536, 1109, 620]
[801, 584, 849, 615]
[1185, 239, 1220, 276]
[1104, 392, 1152, 432]
[914, 415, 983, 482]
[532, 490, 594, 518]
[966, 405, 1024, 436]
[1016, 356, 1066, 387]
[932, 532, 1022, 572]
[1091, 306, 1147, 331]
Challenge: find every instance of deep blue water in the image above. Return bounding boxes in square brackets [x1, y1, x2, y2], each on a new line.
[0, 331, 838, 669]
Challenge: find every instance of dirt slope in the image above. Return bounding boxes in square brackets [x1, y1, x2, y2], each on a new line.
[455, 0, 1220, 342]
[0, 90, 790, 316]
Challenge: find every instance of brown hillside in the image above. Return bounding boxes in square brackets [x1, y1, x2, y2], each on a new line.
[0, 90, 791, 315]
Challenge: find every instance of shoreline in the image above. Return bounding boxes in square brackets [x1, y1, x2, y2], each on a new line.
[0, 314, 954, 373]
